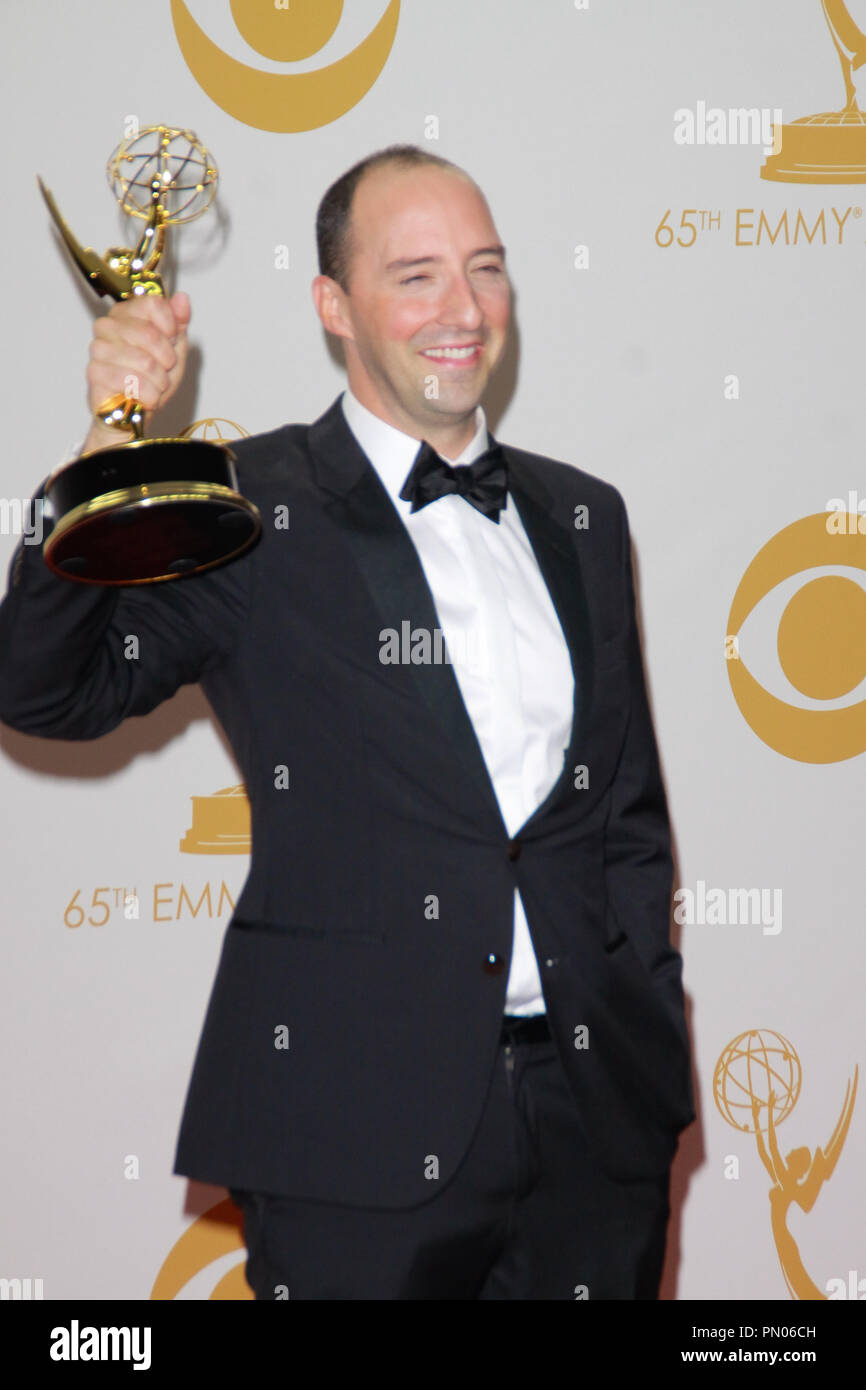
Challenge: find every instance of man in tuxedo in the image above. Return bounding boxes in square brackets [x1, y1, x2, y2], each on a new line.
[0, 145, 693, 1299]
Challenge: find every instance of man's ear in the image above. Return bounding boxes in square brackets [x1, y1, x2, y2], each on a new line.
[312, 275, 353, 342]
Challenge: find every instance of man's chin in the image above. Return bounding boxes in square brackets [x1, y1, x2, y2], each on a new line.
[419, 376, 488, 416]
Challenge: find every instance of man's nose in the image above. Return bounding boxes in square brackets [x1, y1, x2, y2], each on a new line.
[437, 274, 484, 328]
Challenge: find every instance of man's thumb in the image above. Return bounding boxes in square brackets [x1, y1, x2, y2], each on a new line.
[170, 290, 191, 333]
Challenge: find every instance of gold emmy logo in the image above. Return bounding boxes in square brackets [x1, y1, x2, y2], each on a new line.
[725, 513, 866, 762]
[150, 1198, 253, 1299]
[714, 1030, 859, 1300]
[171, 0, 401, 133]
[180, 784, 251, 854]
[180, 417, 251, 444]
[763, 2, 866, 181]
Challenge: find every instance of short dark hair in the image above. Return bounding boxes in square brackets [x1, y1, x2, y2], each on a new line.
[316, 144, 471, 291]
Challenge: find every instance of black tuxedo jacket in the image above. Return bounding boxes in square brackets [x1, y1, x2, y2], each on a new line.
[0, 398, 693, 1207]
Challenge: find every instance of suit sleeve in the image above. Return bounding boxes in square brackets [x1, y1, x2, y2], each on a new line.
[0, 483, 252, 741]
[603, 494, 681, 984]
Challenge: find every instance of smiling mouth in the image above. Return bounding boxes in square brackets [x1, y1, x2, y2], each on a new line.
[419, 345, 482, 361]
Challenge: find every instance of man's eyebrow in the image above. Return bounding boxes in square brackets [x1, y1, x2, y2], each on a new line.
[385, 256, 439, 272]
[384, 245, 507, 272]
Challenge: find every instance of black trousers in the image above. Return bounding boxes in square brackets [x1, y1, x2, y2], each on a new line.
[229, 1027, 670, 1300]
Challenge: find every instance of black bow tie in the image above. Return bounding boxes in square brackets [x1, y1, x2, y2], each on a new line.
[399, 439, 508, 523]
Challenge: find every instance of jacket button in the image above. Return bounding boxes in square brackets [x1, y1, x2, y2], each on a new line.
[483, 953, 505, 975]
[506, 839, 522, 861]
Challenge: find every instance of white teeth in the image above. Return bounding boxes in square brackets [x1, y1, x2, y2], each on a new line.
[422, 346, 478, 358]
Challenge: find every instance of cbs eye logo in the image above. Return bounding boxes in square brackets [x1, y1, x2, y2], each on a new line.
[150, 1198, 253, 1300]
[171, 0, 401, 132]
[726, 511, 866, 763]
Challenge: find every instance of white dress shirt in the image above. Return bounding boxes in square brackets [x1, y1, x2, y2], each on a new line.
[341, 388, 575, 1015]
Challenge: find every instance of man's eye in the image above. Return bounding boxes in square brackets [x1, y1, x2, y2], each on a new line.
[476, 264, 502, 273]
[401, 274, 430, 284]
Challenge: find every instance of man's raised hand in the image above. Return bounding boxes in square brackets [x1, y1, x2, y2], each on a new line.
[81, 291, 191, 455]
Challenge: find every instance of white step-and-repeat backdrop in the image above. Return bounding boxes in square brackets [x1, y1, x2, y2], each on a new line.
[1, 0, 863, 1300]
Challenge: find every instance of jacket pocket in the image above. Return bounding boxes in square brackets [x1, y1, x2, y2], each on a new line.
[230, 916, 385, 946]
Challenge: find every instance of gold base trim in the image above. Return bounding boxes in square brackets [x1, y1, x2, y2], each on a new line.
[178, 836, 251, 855]
[44, 480, 261, 586]
[762, 117, 866, 182]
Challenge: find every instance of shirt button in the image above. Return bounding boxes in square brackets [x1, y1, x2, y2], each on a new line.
[483, 953, 505, 975]
[506, 839, 522, 862]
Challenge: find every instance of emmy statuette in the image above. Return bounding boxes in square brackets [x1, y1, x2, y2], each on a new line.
[38, 125, 261, 585]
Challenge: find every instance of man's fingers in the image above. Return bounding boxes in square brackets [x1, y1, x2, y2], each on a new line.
[88, 339, 171, 412]
[93, 309, 179, 374]
[87, 367, 166, 414]
[109, 293, 182, 338]
[83, 293, 190, 421]
[170, 290, 191, 331]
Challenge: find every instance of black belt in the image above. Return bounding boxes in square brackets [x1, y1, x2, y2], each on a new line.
[500, 1013, 551, 1045]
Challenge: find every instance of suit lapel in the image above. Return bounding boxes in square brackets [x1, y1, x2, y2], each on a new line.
[308, 401, 505, 825]
[307, 400, 594, 834]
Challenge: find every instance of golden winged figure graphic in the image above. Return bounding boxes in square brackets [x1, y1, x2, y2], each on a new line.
[752, 1066, 859, 1300]
[823, 0, 866, 110]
